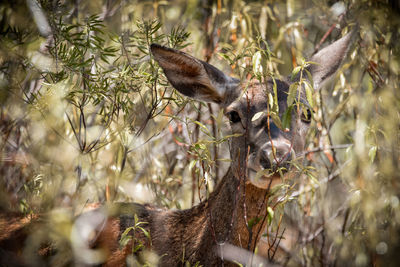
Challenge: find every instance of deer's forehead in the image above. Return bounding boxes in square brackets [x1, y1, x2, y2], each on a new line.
[228, 80, 289, 113]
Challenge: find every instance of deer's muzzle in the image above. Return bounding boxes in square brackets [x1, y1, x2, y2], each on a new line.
[247, 140, 293, 189]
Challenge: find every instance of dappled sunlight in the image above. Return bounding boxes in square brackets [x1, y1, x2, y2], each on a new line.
[0, 0, 399, 266]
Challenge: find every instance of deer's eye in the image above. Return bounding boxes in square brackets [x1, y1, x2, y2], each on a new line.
[227, 111, 241, 123]
[301, 108, 312, 123]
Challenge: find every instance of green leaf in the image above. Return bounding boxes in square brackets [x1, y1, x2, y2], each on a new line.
[252, 51, 263, 76]
[267, 206, 274, 225]
[248, 216, 261, 229]
[268, 92, 274, 110]
[291, 66, 301, 79]
[252, 111, 265, 122]
[193, 120, 210, 135]
[305, 69, 314, 87]
[195, 143, 206, 150]
[133, 243, 144, 253]
[304, 81, 314, 108]
[270, 112, 283, 130]
[138, 226, 151, 240]
[189, 160, 197, 171]
[307, 172, 319, 185]
[282, 105, 293, 130]
[119, 226, 134, 248]
[272, 79, 279, 113]
[369, 146, 377, 163]
[287, 83, 298, 107]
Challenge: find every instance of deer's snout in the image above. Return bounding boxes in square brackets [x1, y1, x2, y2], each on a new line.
[247, 140, 292, 189]
[259, 140, 292, 170]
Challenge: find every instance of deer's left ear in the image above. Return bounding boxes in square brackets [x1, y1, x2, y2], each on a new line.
[309, 31, 356, 90]
[150, 44, 239, 106]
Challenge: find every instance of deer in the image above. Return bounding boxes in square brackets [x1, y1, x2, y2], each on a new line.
[0, 30, 354, 267]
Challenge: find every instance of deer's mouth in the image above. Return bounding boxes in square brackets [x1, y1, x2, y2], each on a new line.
[247, 168, 283, 189]
[246, 149, 292, 189]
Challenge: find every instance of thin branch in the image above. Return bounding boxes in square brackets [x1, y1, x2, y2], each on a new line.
[277, 159, 351, 203]
[299, 144, 352, 157]
[313, 14, 344, 53]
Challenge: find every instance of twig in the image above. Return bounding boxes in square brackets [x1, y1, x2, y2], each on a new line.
[300, 144, 352, 157]
[277, 159, 351, 203]
[314, 14, 344, 53]
[304, 203, 347, 243]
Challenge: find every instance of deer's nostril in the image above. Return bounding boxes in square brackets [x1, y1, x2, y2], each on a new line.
[275, 148, 290, 161]
[259, 155, 271, 170]
[279, 150, 291, 163]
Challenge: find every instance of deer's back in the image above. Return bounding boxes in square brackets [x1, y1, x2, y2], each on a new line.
[0, 203, 156, 266]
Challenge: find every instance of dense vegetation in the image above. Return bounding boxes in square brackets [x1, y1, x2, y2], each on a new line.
[0, 0, 399, 266]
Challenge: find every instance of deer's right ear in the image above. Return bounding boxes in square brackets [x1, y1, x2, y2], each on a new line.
[150, 44, 239, 106]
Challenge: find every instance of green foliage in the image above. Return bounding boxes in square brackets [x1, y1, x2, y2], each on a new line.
[0, 0, 399, 266]
[119, 214, 151, 252]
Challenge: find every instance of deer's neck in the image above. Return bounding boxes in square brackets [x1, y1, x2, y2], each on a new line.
[207, 167, 270, 249]
[153, 167, 270, 265]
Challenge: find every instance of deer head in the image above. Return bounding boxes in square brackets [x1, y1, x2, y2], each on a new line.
[150, 32, 353, 190]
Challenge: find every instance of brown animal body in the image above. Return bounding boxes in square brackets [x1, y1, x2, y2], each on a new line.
[0, 31, 354, 266]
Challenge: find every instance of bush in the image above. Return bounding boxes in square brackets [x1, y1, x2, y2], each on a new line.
[0, 0, 399, 266]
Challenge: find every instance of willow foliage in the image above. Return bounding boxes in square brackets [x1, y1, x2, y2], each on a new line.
[0, 0, 399, 266]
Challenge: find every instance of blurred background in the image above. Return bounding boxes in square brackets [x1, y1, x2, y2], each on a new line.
[0, 0, 399, 266]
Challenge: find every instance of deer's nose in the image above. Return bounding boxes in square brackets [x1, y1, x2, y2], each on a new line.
[260, 141, 292, 169]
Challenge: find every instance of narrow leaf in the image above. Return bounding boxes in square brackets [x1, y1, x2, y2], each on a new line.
[282, 106, 293, 131]
[291, 66, 301, 79]
[252, 111, 265, 122]
[287, 83, 297, 107]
